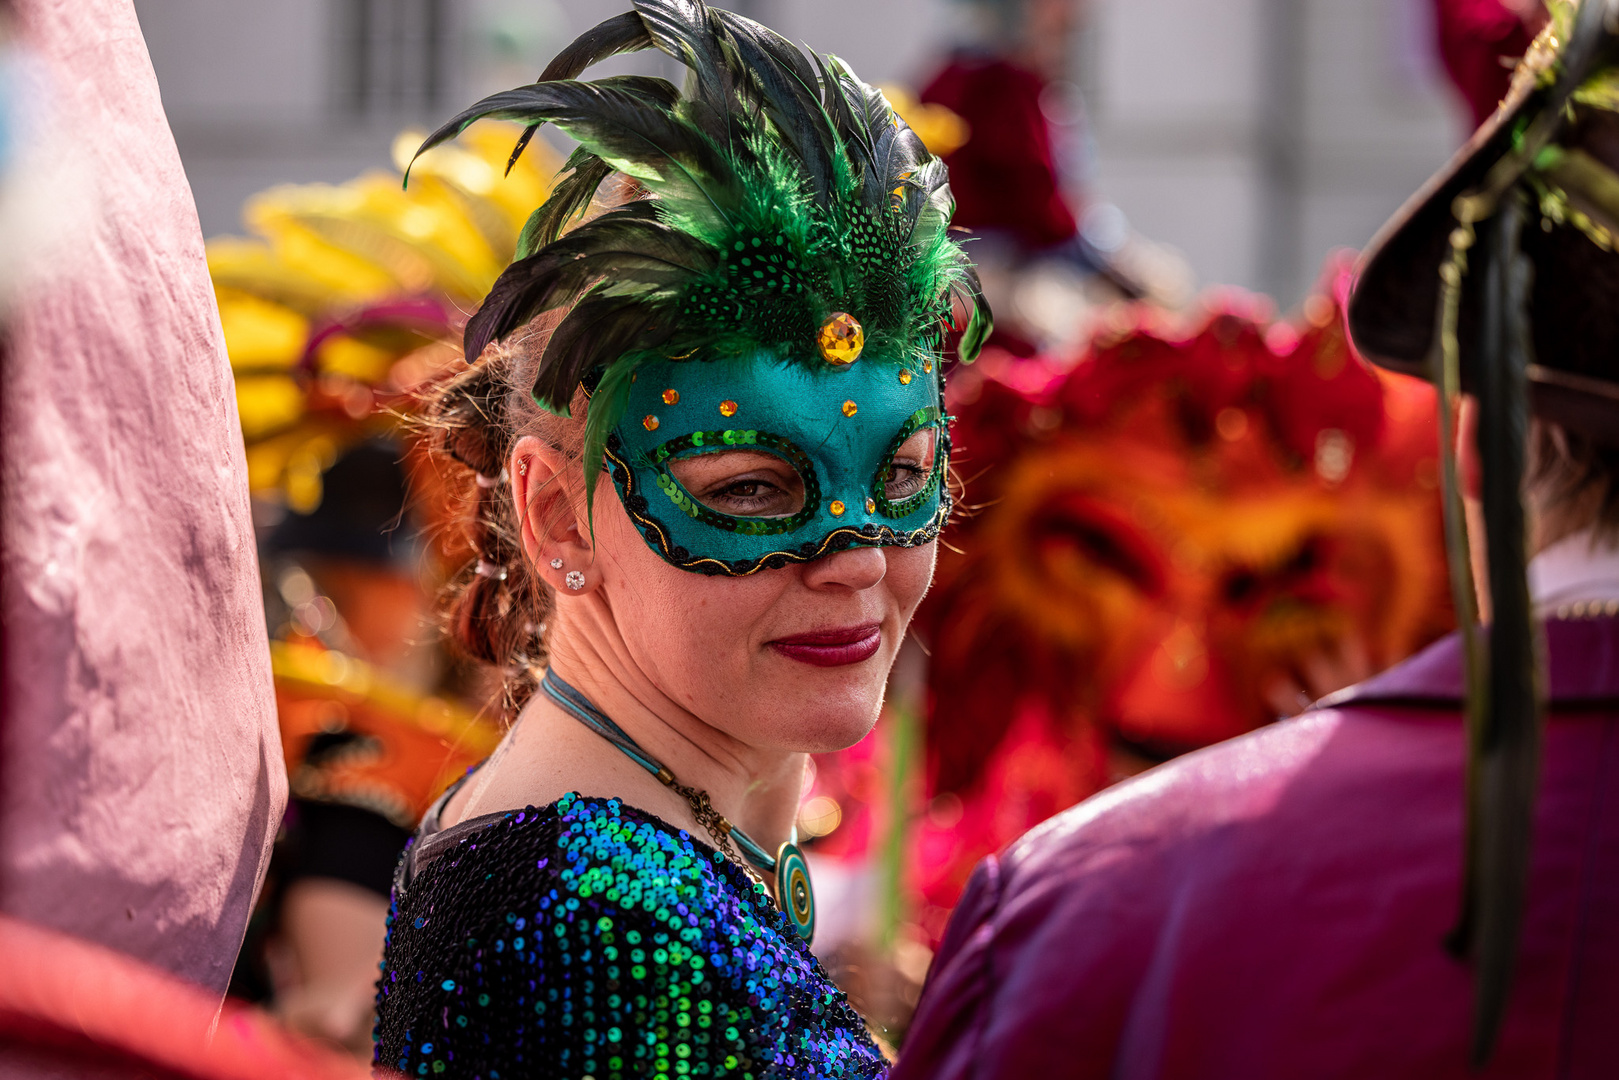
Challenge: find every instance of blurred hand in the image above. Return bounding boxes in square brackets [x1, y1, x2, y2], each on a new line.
[1501, 0, 1549, 30]
[1261, 634, 1374, 719]
[275, 878, 391, 1058]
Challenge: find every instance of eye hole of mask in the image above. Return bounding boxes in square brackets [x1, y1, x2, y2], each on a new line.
[667, 449, 808, 519]
[882, 426, 939, 504]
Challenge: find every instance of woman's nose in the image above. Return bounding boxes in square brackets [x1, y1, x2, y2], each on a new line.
[801, 543, 888, 591]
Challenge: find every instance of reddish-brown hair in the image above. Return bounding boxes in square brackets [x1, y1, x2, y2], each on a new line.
[420, 322, 585, 717]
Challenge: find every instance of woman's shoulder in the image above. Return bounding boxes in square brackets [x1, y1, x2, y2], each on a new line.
[399, 791, 764, 911]
[389, 791, 799, 975]
[375, 793, 886, 1079]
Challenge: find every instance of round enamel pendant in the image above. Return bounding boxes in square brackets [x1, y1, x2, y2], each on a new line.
[775, 841, 815, 943]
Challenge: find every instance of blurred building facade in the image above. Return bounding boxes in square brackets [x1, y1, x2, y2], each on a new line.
[133, 0, 1467, 321]
[1078, 0, 1468, 306]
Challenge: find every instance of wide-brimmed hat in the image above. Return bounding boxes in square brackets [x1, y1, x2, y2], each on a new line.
[1348, 0, 1619, 445]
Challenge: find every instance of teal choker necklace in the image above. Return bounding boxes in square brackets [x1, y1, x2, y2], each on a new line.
[539, 670, 816, 944]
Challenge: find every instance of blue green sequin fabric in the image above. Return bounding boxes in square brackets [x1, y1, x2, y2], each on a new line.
[373, 793, 887, 1079]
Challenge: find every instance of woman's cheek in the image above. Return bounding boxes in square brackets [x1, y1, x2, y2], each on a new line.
[888, 541, 938, 624]
[620, 553, 779, 682]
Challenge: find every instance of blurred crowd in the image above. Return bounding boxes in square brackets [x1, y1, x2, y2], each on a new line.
[0, 0, 1565, 1070]
[200, 0, 1527, 1049]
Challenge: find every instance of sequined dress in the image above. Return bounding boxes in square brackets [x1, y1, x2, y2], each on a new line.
[373, 790, 887, 1079]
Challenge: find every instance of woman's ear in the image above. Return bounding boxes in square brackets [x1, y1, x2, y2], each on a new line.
[511, 435, 599, 595]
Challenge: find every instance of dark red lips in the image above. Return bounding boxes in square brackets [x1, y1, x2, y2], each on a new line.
[768, 623, 882, 667]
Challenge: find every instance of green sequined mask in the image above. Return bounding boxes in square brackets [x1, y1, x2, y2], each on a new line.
[607, 346, 946, 575]
[411, 0, 992, 562]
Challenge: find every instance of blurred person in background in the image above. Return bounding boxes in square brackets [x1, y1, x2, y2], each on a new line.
[794, 263, 1454, 1043]
[1434, 0, 1547, 128]
[919, 0, 1098, 275]
[233, 440, 499, 1056]
[206, 125, 550, 1053]
[892, 3, 1619, 1077]
[917, 0, 1192, 355]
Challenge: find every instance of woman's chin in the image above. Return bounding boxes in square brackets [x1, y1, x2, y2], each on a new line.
[778, 709, 881, 755]
[757, 672, 887, 753]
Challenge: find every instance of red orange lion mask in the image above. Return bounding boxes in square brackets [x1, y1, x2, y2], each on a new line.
[907, 266, 1453, 925]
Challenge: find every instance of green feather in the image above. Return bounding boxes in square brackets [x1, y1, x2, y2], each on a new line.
[425, 0, 990, 443]
[580, 357, 641, 538]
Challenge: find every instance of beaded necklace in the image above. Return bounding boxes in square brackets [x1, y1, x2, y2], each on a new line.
[539, 669, 817, 943]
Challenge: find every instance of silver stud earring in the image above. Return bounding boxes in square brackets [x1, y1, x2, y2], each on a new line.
[565, 570, 586, 591]
[550, 558, 564, 569]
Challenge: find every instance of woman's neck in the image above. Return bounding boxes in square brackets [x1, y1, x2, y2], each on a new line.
[450, 603, 807, 874]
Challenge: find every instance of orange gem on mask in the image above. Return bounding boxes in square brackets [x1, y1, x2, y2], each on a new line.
[818, 312, 864, 365]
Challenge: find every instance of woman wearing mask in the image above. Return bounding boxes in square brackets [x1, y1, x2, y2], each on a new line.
[370, 3, 990, 1077]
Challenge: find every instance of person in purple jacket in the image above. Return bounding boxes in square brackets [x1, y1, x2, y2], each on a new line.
[891, 3, 1619, 1078]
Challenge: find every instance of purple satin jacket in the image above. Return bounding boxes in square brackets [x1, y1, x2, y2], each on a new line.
[893, 615, 1619, 1080]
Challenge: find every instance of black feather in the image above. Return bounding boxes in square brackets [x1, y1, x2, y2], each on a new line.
[810, 52, 862, 168]
[413, 76, 680, 166]
[711, 9, 818, 94]
[632, 0, 737, 113]
[516, 148, 616, 256]
[500, 12, 658, 179]
[838, 60, 931, 230]
[1459, 196, 1546, 1069]
[414, 75, 748, 235]
[539, 10, 653, 81]
[713, 11, 837, 199]
[907, 162, 956, 245]
[469, 207, 713, 361]
[505, 127, 543, 178]
[533, 291, 675, 413]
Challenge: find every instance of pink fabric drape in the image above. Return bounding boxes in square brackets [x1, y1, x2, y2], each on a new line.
[1, 0, 281, 1003]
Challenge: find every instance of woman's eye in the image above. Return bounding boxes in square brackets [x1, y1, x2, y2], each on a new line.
[885, 463, 923, 498]
[667, 450, 806, 518]
[711, 478, 783, 505]
[698, 475, 800, 516]
[882, 428, 938, 503]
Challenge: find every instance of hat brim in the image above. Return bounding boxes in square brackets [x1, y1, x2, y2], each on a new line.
[1346, 78, 1535, 378]
[1347, 11, 1619, 446]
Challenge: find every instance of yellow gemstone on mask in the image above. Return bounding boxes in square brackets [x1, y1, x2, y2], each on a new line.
[865, 497, 876, 514]
[662, 388, 680, 405]
[842, 400, 858, 417]
[642, 415, 659, 431]
[924, 357, 934, 373]
[829, 500, 846, 516]
[719, 400, 739, 417]
[818, 312, 864, 365]
[899, 369, 913, 385]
